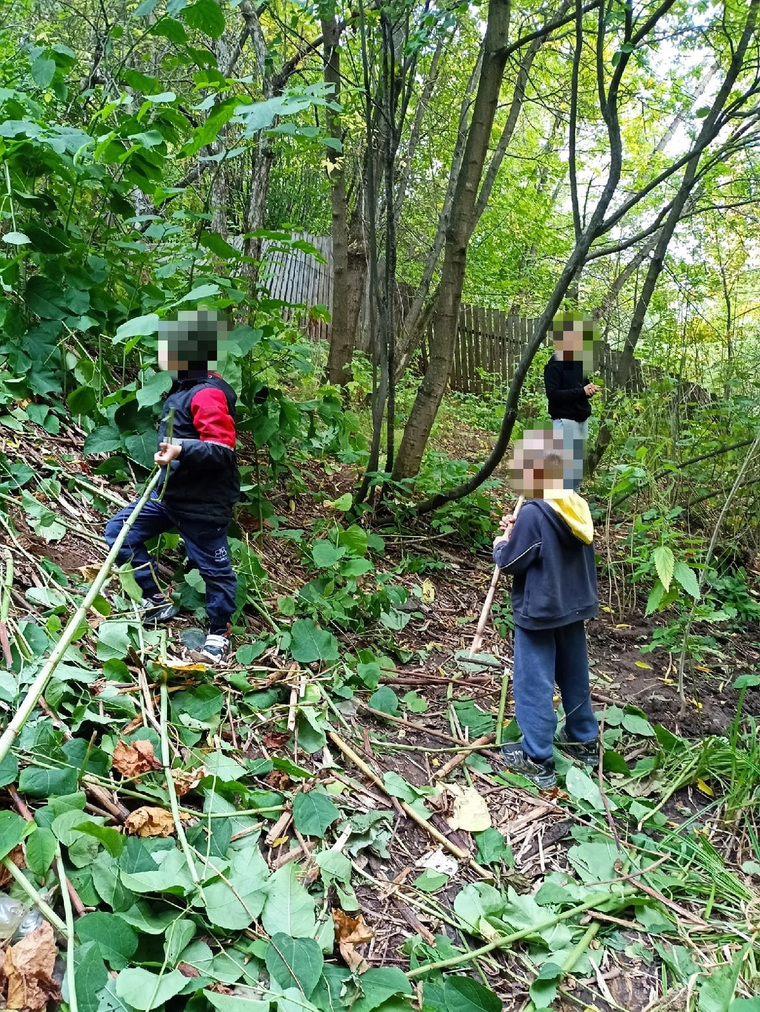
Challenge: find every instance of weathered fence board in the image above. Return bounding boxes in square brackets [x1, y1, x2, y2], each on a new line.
[259, 232, 642, 394]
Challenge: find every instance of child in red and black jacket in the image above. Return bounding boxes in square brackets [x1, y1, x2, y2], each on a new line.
[105, 310, 240, 662]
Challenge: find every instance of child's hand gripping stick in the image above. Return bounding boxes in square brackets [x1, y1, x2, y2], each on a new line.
[469, 495, 524, 658]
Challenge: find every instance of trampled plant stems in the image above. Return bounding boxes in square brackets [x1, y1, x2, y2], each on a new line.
[406, 890, 635, 979]
[0, 469, 162, 768]
[56, 851, 78, 1012]
[159, 679, 205, 902]
[329, 730, 493, 881]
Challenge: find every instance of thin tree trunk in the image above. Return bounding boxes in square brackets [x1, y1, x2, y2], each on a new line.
[322, 12, 352, 386]
[392, 0, 513, 480]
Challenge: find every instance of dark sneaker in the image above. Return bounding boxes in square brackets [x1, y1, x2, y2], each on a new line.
[141, 594, 179, 624]
[201, 634, 231, 663]
[500, 741, 556, 788]
[556, 727, 599, 767]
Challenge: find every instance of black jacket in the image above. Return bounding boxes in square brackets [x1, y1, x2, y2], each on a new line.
[493, 498, 598, 630]
[544, 357, 591, 422]
[157, 373, 240, 524]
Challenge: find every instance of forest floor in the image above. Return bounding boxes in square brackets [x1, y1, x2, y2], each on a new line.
[1, 419, 759, 1012]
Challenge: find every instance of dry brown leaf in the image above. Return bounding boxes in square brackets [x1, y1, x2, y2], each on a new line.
[177, 963, 201, 978]
[0, 846, 25, 890]
[125, 806, 176, 837]
[264, 770, 291, 791]
[3, 921, 60, 1012]
[332, 909, 375, 973]
[171, 767, 206, 797]
[263, 732, 290, 749]
[77, 564, 102, 582]
[112, 740, 162, 779]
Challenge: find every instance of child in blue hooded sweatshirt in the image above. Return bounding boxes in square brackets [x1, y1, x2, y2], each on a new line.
[492, 428, 599, 788]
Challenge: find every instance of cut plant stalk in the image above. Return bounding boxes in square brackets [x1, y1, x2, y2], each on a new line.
[56, 851, 79, 1012]
[469, 495, 523, 657]
[0, 548, 13, 667]
[159, 677, 205, 902]
[1, 857, 67, 935]
[0, 469, 162, 767]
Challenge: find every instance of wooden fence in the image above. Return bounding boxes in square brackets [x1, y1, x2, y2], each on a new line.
[259, 233, 642, 394]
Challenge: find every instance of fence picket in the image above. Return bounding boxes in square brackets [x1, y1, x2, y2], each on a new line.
[259, 231, 642, 395]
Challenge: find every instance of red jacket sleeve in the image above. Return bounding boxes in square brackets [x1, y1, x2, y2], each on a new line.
[173, 387, 236, 470]
[190, 387, 236, 448]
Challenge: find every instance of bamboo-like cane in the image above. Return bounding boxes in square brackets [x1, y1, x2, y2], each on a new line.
[469, 495, 524, 657]
[0, 469, 162, 766]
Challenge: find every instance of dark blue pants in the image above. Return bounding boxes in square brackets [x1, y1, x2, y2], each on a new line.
[513, 621, 598, 762]
[105, 494, 236, 635]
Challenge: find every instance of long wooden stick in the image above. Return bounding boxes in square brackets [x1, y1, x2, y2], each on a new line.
[329, 731, 493, 880]
[0, 469, 162, 766]
[469, 495, 524, 656]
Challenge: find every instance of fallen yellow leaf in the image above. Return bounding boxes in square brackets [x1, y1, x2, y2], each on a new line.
[634, 661, 652, 669]
[696, 779, 714, 797]
[421, 579, 435, 604]
[445, 784, 491, 833]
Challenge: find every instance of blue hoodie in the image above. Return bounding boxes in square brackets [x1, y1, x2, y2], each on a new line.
[492, 497, 598, 630]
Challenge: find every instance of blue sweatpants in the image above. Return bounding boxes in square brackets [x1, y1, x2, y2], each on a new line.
[105, 494, 236, 635]
[513, 621, 598, 762]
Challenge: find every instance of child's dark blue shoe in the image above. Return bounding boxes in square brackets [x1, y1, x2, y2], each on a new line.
[500, 742, 556, 788]
[555, 728, 599, 767]
[141, 593, 179, 624]
[201, 633, 231, 664]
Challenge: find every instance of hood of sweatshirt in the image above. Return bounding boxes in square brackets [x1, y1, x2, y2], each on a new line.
[531, 493, 594, 545]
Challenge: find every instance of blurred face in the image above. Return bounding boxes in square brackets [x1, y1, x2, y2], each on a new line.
[551, 314, 600, 370]
[156, 310, 227, 377]
[510, 429, 567, 498]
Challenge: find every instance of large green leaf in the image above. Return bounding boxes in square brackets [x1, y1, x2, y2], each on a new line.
[0, 754, 19, 788]
[19, 766, 78, 797]
[265, 933, 323, 997]
[0, 811, 33, 859]
[76, 912, 139, 970]
[652, 545, 674, 592]
[698, 946, 747, 1012]
[31, 55, 56, 88]
[312, 540, 345, 568]
[67, 385, 97, 416]
[136, 370, 172, 408]
[182, 0, 225, 38]
[564, 766, 610, 812]
[351, 967, 413, 1012]
[261, 864, 316, 938]
[203, 845, 269, 930]
[114, 314, 160, 343]
[673, 560, 700, 600]
[73, 941, 109, 1012]
[26, 827, 57, 876]
[443, 976, 502, 1012]
[289, 619, 339, 664]
[115, 967, 187, 1009]
[96, 621, 132, 661]
[292, 791, 339, 837]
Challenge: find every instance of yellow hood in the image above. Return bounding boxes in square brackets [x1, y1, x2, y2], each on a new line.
[545, 492, 594, 544]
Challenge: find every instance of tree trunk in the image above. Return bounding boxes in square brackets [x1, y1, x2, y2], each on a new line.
[392, 0, 512, 480]
[322, 13, 352, 386]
